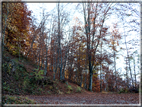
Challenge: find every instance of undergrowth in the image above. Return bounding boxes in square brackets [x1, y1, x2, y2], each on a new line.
[2, 50, 83, 96]
[2, 95, 36, 104]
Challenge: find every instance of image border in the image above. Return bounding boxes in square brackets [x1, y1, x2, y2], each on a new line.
[0, 0, 141, 106]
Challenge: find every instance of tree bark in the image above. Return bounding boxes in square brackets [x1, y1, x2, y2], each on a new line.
[112, 34, 117, 92]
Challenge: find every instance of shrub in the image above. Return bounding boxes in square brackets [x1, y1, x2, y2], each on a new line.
[32, 87, 43, 95]
[35, 87, 43, 95]
[58, 90, 63, 95]
[23, 76, 36, 94]
[23, 77, 30, 88]
[76, 87, 82, 93]
[35, 70, 44, 80]
[67, 85, 73, 91]
[37, 87, 43, 92]
[55, 87, 58, 90]
[118, 88, 128, 94]
[47, 91, 51, 95]
[15, 64, 27, 80]
[49, 86, 53, 90]
[66, 91, 71, 94]
[3, 82, 14, 93]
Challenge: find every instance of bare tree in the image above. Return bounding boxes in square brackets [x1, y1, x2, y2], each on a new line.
[82, 2, 112, 91]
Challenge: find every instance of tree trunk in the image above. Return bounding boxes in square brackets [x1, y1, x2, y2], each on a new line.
[60, 47, 63, 80]
[83, 3, 93, 91]
[62, 46, 69, 80]
[133, 58, 136, 87]
[44, 33, 48, 76]
[38, 50, 40, 69]
[122, 17, 134, 87]
[125, 57, 129, 88]
[84, 72, 87, 89]
[100, 41, 102, 92]
[57, 2, 62, 80]
[112, 35, 117, 92]
[53, 42, 56, 80]
[80, 74, 83, 87]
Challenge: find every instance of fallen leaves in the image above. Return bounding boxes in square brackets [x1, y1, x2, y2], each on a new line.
[27, 93, 139, 104]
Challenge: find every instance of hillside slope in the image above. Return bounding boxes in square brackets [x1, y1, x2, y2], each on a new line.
[2, 49, 139, 105]
[2, 49, 85, 96]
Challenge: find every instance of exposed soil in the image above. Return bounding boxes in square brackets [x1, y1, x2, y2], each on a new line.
[26, 92, 139, 104]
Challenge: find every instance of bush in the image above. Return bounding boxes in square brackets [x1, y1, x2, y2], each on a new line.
[58, 90, 63, 95]
[14, 64, 28, 81]
[3, 82, 15, 93]
[76, 87, 82, 93]
[118, 88, 128, 94]
[66, 91, 71, 94]
[23, 76, 35, 94]
[47, 91, 51, 95]
[37, 87, 43, 92]
[55, 87, 58, 90]
[2, 95, 36, 104]
[67, 85, 73, 91]
[34, 70, 44, 80]
[49, 86, 53, 90]
[35, 87, 43, 95]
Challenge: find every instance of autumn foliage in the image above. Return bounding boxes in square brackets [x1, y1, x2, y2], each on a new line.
[2, 2, 32, 56]
[2, 2, 139, 93]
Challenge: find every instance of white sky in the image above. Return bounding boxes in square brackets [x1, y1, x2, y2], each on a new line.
[27, 3, 56, 23]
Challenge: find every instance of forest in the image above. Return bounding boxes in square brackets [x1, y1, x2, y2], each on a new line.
[2, 1, 141, 105]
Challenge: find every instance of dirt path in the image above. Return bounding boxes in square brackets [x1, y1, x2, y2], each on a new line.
[26, 92, 139, 104]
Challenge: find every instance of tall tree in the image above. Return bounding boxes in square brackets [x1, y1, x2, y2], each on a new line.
[114, 3, 140, 87]
[2, 2, 32, 56]
[82, 2, 112, 91]
[110, 24, 121, 91]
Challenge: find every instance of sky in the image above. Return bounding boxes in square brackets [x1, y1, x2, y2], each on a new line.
[26, 3, 140, 81]
[27, 3, 56, 23]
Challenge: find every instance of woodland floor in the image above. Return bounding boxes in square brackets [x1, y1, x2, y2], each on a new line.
[25, 91, 139, 104]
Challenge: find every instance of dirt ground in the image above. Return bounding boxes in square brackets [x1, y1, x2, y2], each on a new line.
[26, 91, 140, 104]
